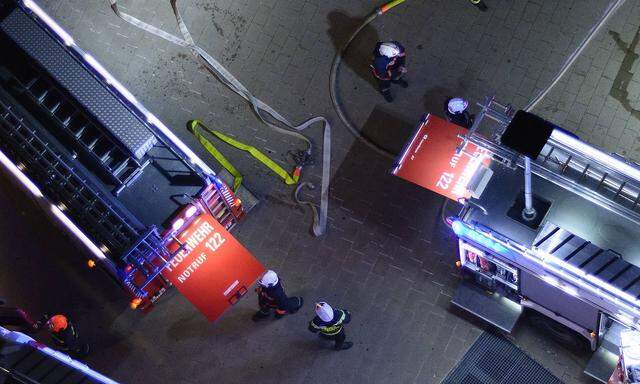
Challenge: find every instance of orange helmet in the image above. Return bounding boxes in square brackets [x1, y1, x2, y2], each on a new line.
[47, 315, 68, 332]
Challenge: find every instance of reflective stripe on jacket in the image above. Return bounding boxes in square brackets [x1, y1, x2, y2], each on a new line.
[309, 310, 347, 336]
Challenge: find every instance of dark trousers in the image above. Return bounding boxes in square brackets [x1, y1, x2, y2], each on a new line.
[377, 77, 405, 95]
[255, 296, 303, 318]
[321, 328, 346, 349]
[255, 305, 284, 318]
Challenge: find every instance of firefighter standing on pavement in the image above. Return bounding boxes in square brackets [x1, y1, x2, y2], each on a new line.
[371, 41, 408, 103]
[46, 314, 90, 358]
[308, 302, 353, 350]
[252, 270, 304, 321]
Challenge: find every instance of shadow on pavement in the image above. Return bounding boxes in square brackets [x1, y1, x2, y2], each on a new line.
[360, 105, 415, 156]
[423, 85, 451, 118]
[329, 121, 457, 270]
[327, 10, 379, 90]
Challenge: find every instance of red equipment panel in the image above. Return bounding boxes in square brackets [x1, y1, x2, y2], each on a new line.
[163, 213, 264, 321]
[392, 114, 489, 201]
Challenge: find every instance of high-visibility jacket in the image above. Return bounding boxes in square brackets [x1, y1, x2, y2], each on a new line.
[51, 322, 79, 348]
[308, 309, 351, 336]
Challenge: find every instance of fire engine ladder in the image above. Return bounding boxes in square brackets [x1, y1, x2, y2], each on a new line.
[534, 139, 640, 226]
[120, 179, 241, 298]
[18, 73, 150, 195]
[0, 96, 143, 257]
[465, 97, 640, 228]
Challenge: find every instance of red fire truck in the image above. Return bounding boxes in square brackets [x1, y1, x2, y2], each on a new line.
[0, 0, 264, 320]
[394, 97, 640, 382]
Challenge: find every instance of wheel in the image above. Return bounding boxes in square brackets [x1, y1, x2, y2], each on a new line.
[526, 312, 588, 351]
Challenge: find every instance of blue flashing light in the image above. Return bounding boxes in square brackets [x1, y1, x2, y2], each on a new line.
[451, 220, 509, 255]
[451, 220, 464, 236]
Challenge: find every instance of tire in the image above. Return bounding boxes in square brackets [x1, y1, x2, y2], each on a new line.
[527, 312, 588, 351]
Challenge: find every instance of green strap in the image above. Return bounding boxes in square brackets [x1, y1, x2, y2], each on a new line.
[188, 120, 243, 192]
[188, 120, 301, 192]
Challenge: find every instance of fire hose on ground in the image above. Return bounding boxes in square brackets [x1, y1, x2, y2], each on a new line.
[108, 0, 330, 236]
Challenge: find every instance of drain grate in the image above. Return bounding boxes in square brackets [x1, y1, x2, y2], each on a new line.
[441, 332, 564, 384]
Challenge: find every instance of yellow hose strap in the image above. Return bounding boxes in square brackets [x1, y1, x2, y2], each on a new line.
[188, 120, 301, 191]
[188, 120, 243, 192]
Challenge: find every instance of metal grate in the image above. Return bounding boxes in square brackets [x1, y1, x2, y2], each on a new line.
[442, 332, 563, 384]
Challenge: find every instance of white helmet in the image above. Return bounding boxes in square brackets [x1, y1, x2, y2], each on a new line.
[379, 43, 400, 58]
[259, 270, 278, 287]
[447, 98, 469, 114]
[315, 302, 334, 322]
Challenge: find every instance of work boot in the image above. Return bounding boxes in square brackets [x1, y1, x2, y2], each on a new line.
[252, 310, 270, 322]
[290, 297, 304, 313]
[336, 341, 353, 351]
[396, 79, 409, 88]
[383, 92, 393, 103]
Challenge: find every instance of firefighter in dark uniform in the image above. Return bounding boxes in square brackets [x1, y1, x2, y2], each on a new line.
[371, 41, 408, 103]
[46, 314, 89, 358]
[308, 302, 353, 350]
[252, 270, 304, 321]
[445, 97, 474, 129]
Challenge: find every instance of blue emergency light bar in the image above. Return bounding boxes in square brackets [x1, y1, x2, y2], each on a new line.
[451, 219, 509, 255]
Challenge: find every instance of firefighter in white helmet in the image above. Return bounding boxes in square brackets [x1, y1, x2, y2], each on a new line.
[371, 41, 408, 102]
[445, 97, 474, 129]
[252, 270, 303, 321]
[308, 302, 353, 350]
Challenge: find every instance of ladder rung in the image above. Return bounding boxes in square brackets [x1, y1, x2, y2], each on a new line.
[543, 146, 555, 165]
[614, 181, 627, 199]
[87, 137, 100, 150]
[580, 164, 590, 180]
[561, 155, 572, 173]
[597, 173, 608, 190]
[49, 102, 61, 114]
[74, 125, 86, 139]
[112, 158, 130, 177]
[62, 115, 73, 126]
[37, 89, 49, 103]
[100, 148, 114, 163]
